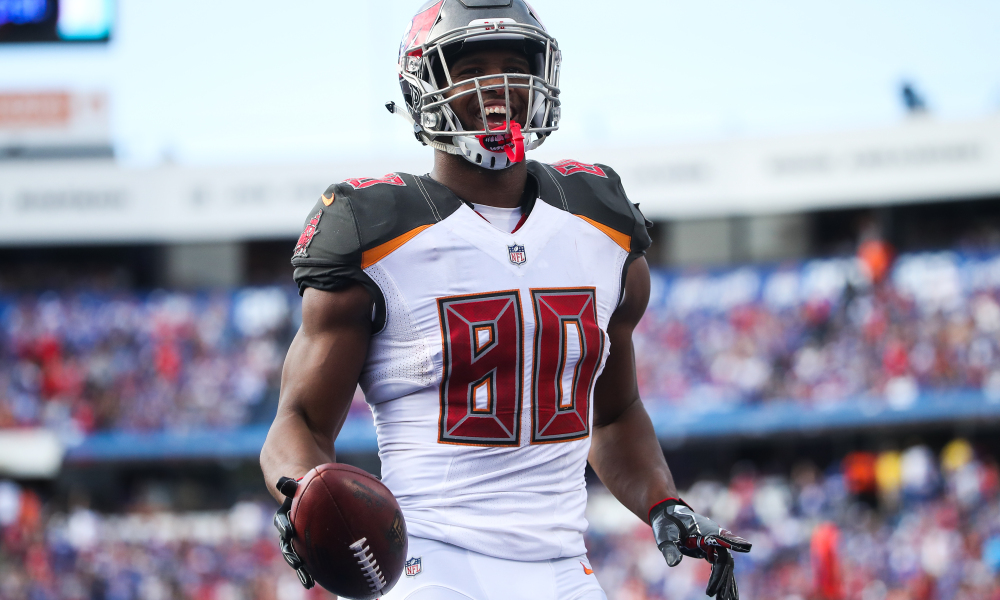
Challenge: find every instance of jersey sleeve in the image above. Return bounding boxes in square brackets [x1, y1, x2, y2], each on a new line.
[291, 174, 464, 331]
[290, 182, 389, 332]
[291, 184, 365, 289]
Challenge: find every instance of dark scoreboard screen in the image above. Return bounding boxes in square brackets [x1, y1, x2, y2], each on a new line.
[0, 0, 113, 43]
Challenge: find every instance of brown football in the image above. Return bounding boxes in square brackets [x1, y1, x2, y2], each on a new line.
[289, 463, 407, 599]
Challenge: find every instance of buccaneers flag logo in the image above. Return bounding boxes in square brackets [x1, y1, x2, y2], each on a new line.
[293, 210, 322, 259]
[399, 1, 444, 56]
[343, 173, 407, 190]
[551, 159, 608, 178]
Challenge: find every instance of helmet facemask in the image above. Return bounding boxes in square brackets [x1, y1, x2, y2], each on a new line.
[396, 15, 561, 170]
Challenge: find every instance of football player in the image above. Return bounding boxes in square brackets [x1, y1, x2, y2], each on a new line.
[260, 1, 750, 599]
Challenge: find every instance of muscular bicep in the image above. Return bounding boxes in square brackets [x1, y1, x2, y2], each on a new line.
[593, 257, 651, 427]
[280, 286, 372, 435]
[260, 285, 372, 499]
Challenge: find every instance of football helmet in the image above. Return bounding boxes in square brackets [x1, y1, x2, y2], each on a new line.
[389, 0, 561, 170]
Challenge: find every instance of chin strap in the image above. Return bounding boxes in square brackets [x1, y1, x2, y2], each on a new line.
[386, 101, 464, 155]
[386, 101, 415, 125]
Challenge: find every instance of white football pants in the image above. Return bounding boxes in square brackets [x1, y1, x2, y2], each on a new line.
[382, 536, 607, 600]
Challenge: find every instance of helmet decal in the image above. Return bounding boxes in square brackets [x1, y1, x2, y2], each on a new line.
[522, 1, 546, 31]
[399, 1, 444, 57]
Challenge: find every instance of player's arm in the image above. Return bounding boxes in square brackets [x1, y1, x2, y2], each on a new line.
[588, 256, 677, 518]
[259, 284, 372, 502]
[589, 256, 750, 600]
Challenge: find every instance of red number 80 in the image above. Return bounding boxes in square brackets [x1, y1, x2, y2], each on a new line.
[436, 288, 604, 446]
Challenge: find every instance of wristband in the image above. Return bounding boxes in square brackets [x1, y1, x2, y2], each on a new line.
[648, 497, 692, 522]
[276, 476, 304, 498]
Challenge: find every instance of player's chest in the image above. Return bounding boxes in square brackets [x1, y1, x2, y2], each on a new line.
[366, 203, 626, 444]
[373, 202, 626, 305]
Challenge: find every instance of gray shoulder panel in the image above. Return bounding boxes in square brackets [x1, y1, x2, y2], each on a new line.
[290, 173, 464, 332]
[528, 160, 652, 255]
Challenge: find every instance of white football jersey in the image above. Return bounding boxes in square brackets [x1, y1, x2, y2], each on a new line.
[291, 160, 651, 561]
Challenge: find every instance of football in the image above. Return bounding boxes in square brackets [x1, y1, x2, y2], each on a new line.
[289, 463, 408, 599]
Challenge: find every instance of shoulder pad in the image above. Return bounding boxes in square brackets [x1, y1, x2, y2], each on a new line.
[528, 160, 652, 255]
[291, 172, 463, 330]
[292, 172, 463, 270]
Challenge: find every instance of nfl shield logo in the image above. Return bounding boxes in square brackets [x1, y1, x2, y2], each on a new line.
[508, 244, 526, 265]
[405, 557, 422, 577]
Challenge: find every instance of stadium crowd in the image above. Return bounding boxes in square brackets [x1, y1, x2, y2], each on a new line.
[586, 438, 1000, 600]
[0, 439, 997, 599]
[3, 249, 1000, 435]
[635, 250, 1000, 410]
[0, 287, 301, 436]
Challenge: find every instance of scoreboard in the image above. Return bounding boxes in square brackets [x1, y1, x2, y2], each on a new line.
[0, 0, 113, 43]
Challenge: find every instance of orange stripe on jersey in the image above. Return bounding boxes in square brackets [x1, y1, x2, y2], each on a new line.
[576, 215, 631, 252]
[361, 224, 433, 268]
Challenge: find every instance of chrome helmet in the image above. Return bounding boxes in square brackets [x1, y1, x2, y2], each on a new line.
[389, 0, 562, 170]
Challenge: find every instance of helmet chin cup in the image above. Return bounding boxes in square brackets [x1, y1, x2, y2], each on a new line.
[457, 121, 524, 171]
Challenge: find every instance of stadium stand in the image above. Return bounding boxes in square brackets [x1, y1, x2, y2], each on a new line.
[3, 247, 1000, 457]
[638, 250, 1000, 410]
[0, 286, 299, 433]
[587, 438, 1000, 600]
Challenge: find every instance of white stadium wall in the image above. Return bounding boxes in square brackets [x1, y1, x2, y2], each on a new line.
[0, 115, 998, 245]
[599, 114, 1000, 220]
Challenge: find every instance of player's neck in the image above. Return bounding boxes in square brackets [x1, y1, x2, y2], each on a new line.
[430, 151, 528, 209]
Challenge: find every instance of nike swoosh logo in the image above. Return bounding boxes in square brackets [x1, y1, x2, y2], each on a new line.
[581, 562, 594, 575]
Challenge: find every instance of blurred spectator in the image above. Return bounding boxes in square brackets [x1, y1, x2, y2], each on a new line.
[811, 522, 842, 600]
[858, 238, 894, 284]
[842, 452, 877, 501]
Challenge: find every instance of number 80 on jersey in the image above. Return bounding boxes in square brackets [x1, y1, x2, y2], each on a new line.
[436, 288, 604, 447]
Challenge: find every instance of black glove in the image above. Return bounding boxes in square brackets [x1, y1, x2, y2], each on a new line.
[273, 476, 314, 589]
[649, 498, 751, 600]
